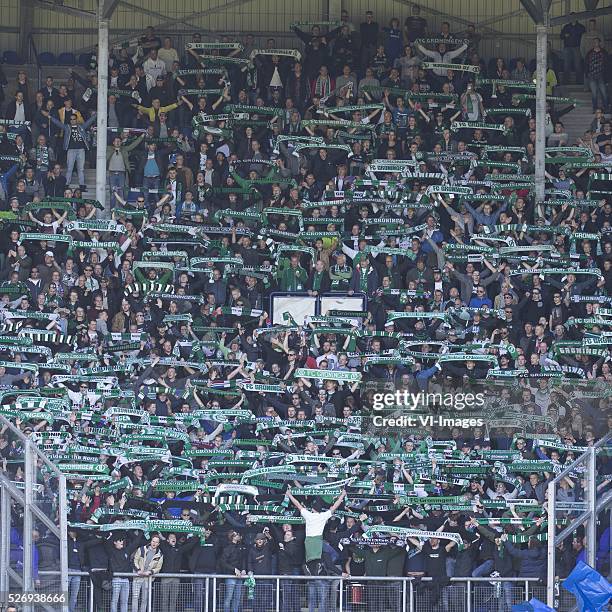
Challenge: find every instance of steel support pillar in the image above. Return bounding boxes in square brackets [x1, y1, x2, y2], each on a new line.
[586, 446, 597, 567]
[535, 21, 548, 203]
[547, 480, 556, 607]
[327, 0, 341, 21]
[96, 12, 110, 209]
[23, 442, 33, 594]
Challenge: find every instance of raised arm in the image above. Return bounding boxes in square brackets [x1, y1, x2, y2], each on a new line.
[329, 489, 347, 514]
[286, 491, 304, 512]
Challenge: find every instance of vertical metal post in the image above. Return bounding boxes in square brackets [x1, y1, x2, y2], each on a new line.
[402, 579, 406, 612]
[23, 441, 33, 594]
[275, 577, 280, 611]
[212, 576, 217, 611]
[535, 19, 548, 203]
[327, 0, 341, 21]
[339, 576, 343, 611]
[96, 6, 110, 208]
[609, 504, 612, 581]
[409, 579, 414, 612]
[89, 575, 94, 612]
[525, 579, 530, 601]
[466, 579, 471, 612]
[586, 446, 597, 567]
[18, 0, 34, 61]
[547, 480, 556, 607]
[58, 473, 68, 608]
[205, 577, 209, 612]
[147, 575, 153, 612]
[0, 487, 9, 594]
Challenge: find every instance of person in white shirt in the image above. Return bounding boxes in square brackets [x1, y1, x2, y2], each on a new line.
[157, 37, 179, 73]
[287, 489, 346, 573]
[142, 49, 166, 83]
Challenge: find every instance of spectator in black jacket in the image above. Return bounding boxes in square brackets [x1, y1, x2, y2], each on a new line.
[67, 529, 86, 612]
[219, 531, 247, 612]
[472, 519, 515, 612]
[81, 533, 111, 612]
[247, 531, 277, 612]
[189, 526, 218, 612]
[158, 532, 198, 612]
[97, 531, 143, 612]
[276, 526, 304, 612]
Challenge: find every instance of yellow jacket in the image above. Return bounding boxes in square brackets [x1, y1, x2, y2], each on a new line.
[58, 107, 84, 124]
[134, 102, 178, 121]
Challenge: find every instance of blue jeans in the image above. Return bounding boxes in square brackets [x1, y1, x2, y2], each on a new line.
[472, 559, 494, 577]
[308, 579, 329, 612]
[194, 577, 213, 612]
[224, 578, 243, 612]
[142, 175, 160, 208]
[282, 569, 301, 612]
[109, 171, 126, 208]
[563, 47, 582, 82]
[472, 561, 513, 611]
[68, 574, 80, 612]
[589, 77, 609, 110]
[110, 577, 130, 612]
[446, 556, 456, 577]
[66, 148, 86, 186]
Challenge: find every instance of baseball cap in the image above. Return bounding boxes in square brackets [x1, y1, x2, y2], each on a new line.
[45, 251, 54, 257]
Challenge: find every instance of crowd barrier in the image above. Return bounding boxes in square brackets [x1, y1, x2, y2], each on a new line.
[35, 571, 582, 612]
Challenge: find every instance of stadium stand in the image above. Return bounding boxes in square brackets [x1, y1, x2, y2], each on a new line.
[0, 3, 610, 612]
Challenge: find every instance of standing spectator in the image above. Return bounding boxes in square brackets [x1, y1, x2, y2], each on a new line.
[584, 39, 609, 111]
[286, 490, 346, 574]
[219, 531, 247, 612]
[142, 49, 166, 86]
[29, 134, 55, 185]
[360, 11, 380, 70]
[67, 529, 85, 612]
[502, 535, 547, 580]
[104, 533, 143, 612]
[132, 535, 163, 612]
[189, 525, 218, 612]
[580, 18, 603, 63]
[404, 4, 427, 45]
[107, 133, 145, 207]
[157, 37, 179, 74]
[43, 110, 97, 189]
[560, 16, 586, 84]
[158, 532, 197, 612]
[384, 18, 403, 65]
[247, 531, 276, 612]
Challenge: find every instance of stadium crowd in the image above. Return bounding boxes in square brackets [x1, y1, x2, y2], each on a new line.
[0, 7, 610, 612]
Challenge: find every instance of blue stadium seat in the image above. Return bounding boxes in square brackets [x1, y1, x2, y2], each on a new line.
[57, 52, 76, 66]
[38, 52, 56, 66]
[2, 50, 21, 64]
[78, 53, 91, 68]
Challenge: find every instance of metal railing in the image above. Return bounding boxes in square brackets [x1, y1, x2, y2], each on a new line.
[546, 432, 612, 608]
[36, 571, 547, 612]
[0, 414, 68, 609]
[27, 34, 43, 90]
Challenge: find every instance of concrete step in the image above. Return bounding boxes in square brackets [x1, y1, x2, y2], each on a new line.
[553, 86, 594, 143]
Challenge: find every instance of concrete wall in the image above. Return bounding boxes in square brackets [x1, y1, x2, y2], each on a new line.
[1, 0, 610, 63]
